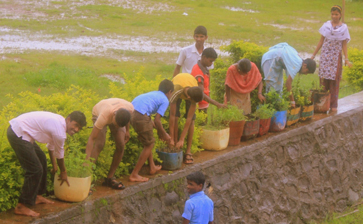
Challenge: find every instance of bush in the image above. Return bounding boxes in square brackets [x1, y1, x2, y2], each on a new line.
[0, 68, 206, 212]
[344, 48, 363, 89]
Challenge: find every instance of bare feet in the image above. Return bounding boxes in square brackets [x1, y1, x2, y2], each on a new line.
[129, 174, 149, 182]
[35, 195, 54, 204]
[14, 203, 40, 217]
[149, 165, 162, 175]
[331, 108, 337, 112]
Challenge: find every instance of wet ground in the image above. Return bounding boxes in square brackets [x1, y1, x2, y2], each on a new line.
[1, 92, 362, 224]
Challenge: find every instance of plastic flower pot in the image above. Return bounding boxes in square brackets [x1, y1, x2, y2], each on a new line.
[269, 110, 287, 132]
[300, 104, 314, 121]
[228, 120, 246, 146]
[286, 106, 301, 126]
[54, 174, 91, 202]
[241, 118, 260, 141]
[156, 150, 183, 171]
[201, 127, 230, 151]
[258, 117, 271, 136]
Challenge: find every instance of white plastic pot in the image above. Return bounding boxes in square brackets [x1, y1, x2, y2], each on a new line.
[54, 174, 91, 202]
[201, 127, 230, 151]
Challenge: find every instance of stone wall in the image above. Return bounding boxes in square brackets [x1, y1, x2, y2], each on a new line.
[33, 106, 363, 224]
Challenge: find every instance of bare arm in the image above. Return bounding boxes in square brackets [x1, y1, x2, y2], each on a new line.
[169, 103, 177, 146]
[182, 218, 190, 224]
[286, 75, 295, 107]
[225, 85, 231, 104]
[48, 150, 58, 175]
[311, 35, 325, 59]
[57, 158, 70, 186]
[257, 81, 265, 103]
[173, 65, 181, 77]
[342, 39, 352, 67]
[176, 102, 196, 149]
[155, 113, 170, 143]
[197, 82, 225, 108]
[85, 127, 101, 159]
[124, 123, 130, 143]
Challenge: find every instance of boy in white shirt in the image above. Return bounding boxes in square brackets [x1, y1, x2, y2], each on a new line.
[173, 26, 209, 77]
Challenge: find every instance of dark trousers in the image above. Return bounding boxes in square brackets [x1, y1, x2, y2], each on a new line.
[7, 126, 47, 206]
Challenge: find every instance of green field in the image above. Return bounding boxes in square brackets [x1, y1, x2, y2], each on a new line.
[1, 0, 363, 108]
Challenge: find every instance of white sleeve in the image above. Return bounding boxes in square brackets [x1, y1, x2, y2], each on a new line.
[176, 49, 186, 66]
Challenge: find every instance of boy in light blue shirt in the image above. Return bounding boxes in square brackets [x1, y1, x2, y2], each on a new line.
[261, 42, 316, 107]
[129, 79, 174, 182]
[182, 171, 214, 224]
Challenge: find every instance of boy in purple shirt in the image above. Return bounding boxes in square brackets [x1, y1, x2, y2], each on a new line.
[129, 79, 174, 182]
[182, 171, 214, 224]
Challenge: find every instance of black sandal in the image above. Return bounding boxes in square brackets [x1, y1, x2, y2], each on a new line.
[102, 177, 126, 190]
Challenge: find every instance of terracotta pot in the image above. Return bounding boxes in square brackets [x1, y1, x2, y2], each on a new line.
[258, 117, 271, 136]
[201, 127, 230, 151]
[269, 111, 287, 132]
[241, 118, 260, 141]
[54, 174, 91, 202]
[286, 106, 301, 126]
[300, 104, 314, 121]
[228, 120, 246, 146]
[312, 91, 331, 113]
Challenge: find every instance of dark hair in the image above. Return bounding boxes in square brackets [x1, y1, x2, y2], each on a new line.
[238, 58, 252, 73]
[159, 79, 174, 94]
[303, 58, 317, 74]
[115, 109, 131, 127]
[187, 87, 203, 102]
[186, 171, 205, 187]
[202, 47, 217, 59]
[67, 111, 87, 127]
[331, 5, 342, 14]
[194, 26, 207, 36]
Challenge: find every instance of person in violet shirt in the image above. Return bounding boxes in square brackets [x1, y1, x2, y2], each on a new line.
[129, 79, 174, 182]
[7, 111, 87, 217]
[182, 171, 214, 224]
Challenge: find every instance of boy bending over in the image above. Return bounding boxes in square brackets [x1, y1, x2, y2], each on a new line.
[129, 79, 174, 182]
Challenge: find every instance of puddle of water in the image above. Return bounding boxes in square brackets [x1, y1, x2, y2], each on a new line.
[224, 6, 259, 13]
[263, 23, 304, 31]
[0, 27, 230, 61]
[100, 74, 125, 84]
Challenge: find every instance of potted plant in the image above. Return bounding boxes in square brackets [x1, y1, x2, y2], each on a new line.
[311, 80, 330, 113]
[286, 79, 303, 126]
[226, 105, 246, 146]
[54, 150, 94, 202]
[265, 88, 289, 132]
[255, 103, 275, 136]
[155, 140, 183, 171]
[300, 88, 314, 121]
[241, 113, 260, 140]
[200, 106, 231, 151]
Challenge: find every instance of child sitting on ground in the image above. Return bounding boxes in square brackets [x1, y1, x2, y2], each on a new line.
[182, 171, 214, 224]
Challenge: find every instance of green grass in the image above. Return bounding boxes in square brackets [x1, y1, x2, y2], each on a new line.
[0, 0, 362, 106]
[311, 202, 363, 224]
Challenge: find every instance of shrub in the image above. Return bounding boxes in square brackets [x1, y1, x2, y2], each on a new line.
[344, 48, 363, 89]
[265, 88, 289, 111]
[255, 104, 275, 119]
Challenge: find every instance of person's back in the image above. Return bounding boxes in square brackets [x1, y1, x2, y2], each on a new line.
[182, 171, 214, 224]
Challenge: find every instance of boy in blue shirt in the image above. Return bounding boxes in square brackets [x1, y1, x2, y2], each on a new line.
[182, 171, 214, 224]
[129, 79, 174, 182]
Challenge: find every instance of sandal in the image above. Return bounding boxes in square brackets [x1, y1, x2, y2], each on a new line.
[102, 177, 126, 190]
[184, 153, 194, 164]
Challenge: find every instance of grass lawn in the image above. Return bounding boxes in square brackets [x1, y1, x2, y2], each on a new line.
[0, 0, 362, 105]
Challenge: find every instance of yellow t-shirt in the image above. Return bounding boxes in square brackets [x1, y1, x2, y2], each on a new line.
[170, 73, 198, 103]
[92, 98, 134, 129]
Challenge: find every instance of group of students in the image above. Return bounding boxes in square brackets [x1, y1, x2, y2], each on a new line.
[7, 5, 351, 223]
